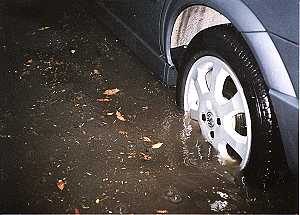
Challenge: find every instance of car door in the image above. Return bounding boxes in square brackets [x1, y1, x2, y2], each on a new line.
[102, 0, 166, 53]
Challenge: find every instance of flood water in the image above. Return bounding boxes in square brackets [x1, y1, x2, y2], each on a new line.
[0, 0, 298, 213]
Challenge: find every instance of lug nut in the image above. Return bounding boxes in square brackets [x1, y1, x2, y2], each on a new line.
[202, 114, 206, 121]
[217, 118, 221, 125]
[210, 131, 214, 138]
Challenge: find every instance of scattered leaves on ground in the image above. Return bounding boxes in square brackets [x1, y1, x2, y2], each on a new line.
[116, 111, 126, 121]
[56, 179, 65, 191]
[103, 88, 120, 96]
[143, 136, 151, 142]
[140, 152, 151, 161]
[96, 98, 111, 102]
[156, 209, 168, 214]
[151, 142, 163, 149]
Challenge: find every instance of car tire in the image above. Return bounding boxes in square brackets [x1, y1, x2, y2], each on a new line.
[176, 24, 284, 186]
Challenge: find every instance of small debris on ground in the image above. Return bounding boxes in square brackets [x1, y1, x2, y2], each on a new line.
[74, 208, 80, 215]
[156, 209, 168, 214]
[140, 152, 151, 161]
[103, 88, 120, 96]
[118, 130, 128, 135]
[151, 142, 163, 149]
[38, 26, 50, 31]
[96, 98, 111, 102]
[116, 111, 126, 121]
[143, 137, 151, 142]
[56, 179, 65, 191]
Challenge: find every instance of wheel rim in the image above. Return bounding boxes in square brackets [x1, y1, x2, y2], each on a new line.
[184, 56, 252, 169]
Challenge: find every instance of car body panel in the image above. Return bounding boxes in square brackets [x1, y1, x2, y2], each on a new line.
[101, 0, 165, 53]
[241, 0, 299, 44]
[242, 32, 296, 98]
[270, 90, 299, 173]
[269, 33, 299, 98]
[93, 1, 168, 83]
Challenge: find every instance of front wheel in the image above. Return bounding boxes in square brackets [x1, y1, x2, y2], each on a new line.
[176, 25, 283, 185]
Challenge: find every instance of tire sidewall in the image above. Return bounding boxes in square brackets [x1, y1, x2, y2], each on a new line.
[176, 26, 274, 183]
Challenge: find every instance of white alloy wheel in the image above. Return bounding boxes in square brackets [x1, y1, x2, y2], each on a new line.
[184, 56, 252, 169]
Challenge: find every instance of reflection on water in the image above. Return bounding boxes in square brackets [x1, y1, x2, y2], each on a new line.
[173, 113, 297, 213]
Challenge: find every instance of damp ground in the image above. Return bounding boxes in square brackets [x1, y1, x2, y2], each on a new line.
[0, 1, 298, 213]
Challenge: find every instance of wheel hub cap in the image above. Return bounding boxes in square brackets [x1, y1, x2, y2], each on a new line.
[183, 56, 252, 169]
[206, 111, 215, 128]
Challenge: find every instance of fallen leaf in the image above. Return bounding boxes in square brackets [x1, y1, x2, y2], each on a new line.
[143, 137, 151, 142]
[140, 152, 151, 161]
[56, 179, 65, 191]
[116, 111, 126, 121]
[103, 88, 120, 96]
[106, 112, 114, 116]
[152, 142, 163, 149]
[118, 130, 128, 135]
[74, 208, 80, 215]
[156, 209, 168, 214]
[96, 98, 111, 102]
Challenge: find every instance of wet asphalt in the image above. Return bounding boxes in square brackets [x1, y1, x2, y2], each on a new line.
[0, 0, 298, 213]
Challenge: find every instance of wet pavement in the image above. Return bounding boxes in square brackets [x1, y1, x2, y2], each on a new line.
[0, 0, 298, 213]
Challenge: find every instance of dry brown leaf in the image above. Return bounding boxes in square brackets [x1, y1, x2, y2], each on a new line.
[143, 136, 152, 142]
[97, 98, 111, 102]
[103, 88, 120, 96]
[106, 112, 114, 116]
[56, 179, 65, 191]
[116, 111, 126, 121]
[156, 209, 168, 214]
[151, 142, 163, 149]
[140, 152, 151, 161]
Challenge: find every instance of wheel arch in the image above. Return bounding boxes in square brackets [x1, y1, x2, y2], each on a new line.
[162, 0, 296, 97]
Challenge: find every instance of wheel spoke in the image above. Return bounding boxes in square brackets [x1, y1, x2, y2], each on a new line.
[193, 67, 210, 98]
[189, 108, 199, 121]
[231, 92, 245, 113]
[210, 64, 228, 103]
[219, 92, 245, 118]
[222, 127, 248, 160]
